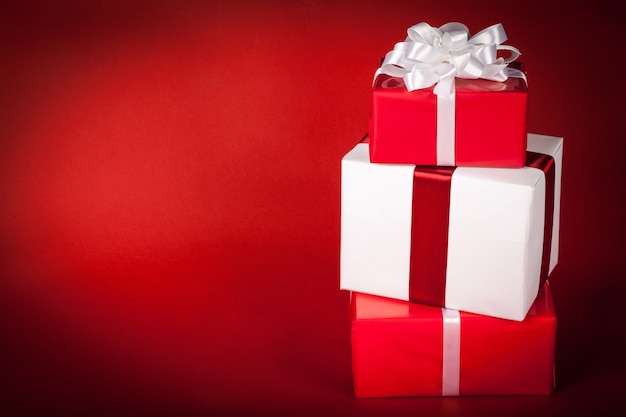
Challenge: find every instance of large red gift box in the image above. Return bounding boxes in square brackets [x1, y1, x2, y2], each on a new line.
[369, 74, 528, 167]
[350, 282, 556, 398]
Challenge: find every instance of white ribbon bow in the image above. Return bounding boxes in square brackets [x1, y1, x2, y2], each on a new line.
[374, 22, 525, 97]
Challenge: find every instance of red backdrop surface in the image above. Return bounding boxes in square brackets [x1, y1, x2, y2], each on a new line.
[1, 1, 624, 416]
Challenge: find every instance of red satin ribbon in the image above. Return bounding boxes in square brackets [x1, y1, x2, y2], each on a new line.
[408, 152, 556, 306]
[409, 167, 455, 306]
[525, 152, 556, 287]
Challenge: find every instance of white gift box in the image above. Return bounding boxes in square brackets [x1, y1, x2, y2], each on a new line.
[340, 133, 562, 321]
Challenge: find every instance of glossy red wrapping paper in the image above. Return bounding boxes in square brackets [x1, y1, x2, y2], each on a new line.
[369, 74, 528, 167]
[350, 282, 556, 398]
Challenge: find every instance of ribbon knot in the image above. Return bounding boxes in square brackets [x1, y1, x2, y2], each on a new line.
[375, 22, 525, 97]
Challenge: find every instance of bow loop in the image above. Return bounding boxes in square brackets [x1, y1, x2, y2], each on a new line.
[471, 44, 497, 65]
[375, 22, 524, 96]
[404, 41, 448, 63]
[442, 30, 470, 53]
[468, 23, 508, 47]
[407, 22, 443, 45]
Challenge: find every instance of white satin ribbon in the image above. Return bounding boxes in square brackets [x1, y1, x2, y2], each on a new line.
[374, 22, 526, 165]
[441, 308, 461, 396]
[375, 22, 524, 95]
[437, 92, 456, 165]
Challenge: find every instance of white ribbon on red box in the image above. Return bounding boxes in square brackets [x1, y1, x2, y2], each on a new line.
[373, 22, 526, 165]
[442, 308, 461, 396]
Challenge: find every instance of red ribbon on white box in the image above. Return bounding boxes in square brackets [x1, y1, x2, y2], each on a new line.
[373, 22, 526, 166]
[526, 152, 556, 286]
[408, 151, 555, 307]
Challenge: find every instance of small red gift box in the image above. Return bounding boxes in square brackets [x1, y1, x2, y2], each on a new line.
[369, 74, 528, 167]
[350, 282, 556, 398]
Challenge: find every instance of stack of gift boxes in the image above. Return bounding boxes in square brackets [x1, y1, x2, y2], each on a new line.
[339, 22, 563, 397]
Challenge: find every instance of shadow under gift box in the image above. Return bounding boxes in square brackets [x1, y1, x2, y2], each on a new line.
[340, 133, 563, 321]
[350, 282, 556, 398]
[369, 74, 528, 167]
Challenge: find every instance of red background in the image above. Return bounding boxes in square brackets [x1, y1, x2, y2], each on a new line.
[1, 1, 624, 416]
